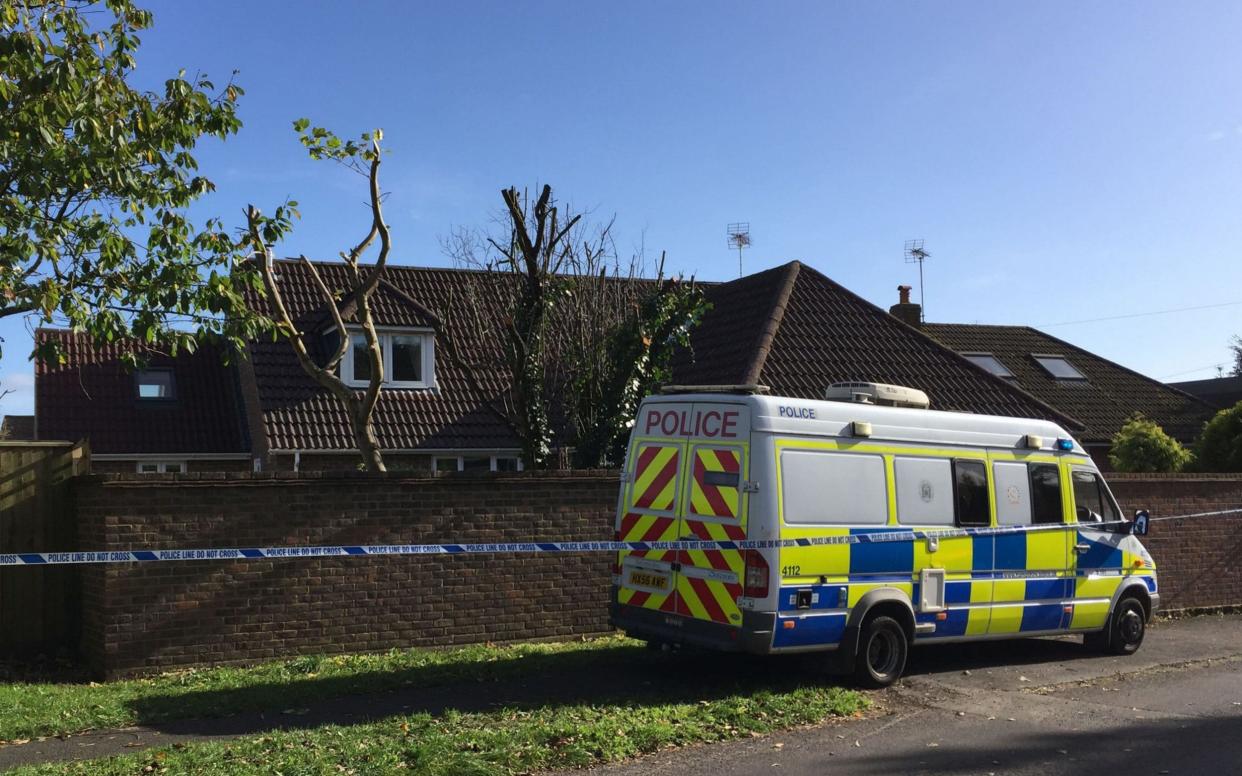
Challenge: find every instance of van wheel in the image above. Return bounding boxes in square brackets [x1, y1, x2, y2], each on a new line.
[853, 615, 908, 688]
[1106, 597, 1146, 655]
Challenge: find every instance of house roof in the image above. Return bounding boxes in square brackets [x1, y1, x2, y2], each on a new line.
[34, 329, 251, 455]
[244, 260, 521, 452]
[671, 262, 1082, 427]
[923, 323, 1216, 445]
[1, 415, 34, 441]
[1169, 376, 1242, 411]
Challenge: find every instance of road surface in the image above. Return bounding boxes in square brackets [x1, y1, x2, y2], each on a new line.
[582, 614, 1242, 776]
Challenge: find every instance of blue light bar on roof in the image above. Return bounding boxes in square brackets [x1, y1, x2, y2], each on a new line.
[1056, 438, 1075, 451]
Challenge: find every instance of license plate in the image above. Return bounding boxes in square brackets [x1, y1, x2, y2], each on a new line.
[628, 570, 669, 590]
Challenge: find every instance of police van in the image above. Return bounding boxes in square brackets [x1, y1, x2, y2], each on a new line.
[610, 383, 1157, 687]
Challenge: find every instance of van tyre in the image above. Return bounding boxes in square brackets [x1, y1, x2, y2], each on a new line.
[853, 615, 908, 688]
[1105, 597, 1146, 655]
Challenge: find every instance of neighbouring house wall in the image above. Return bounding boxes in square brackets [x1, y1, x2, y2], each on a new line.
[90, 459, 253, 474]
[64, 470, 1242, 678]
[266, 453, 435, 473]
[75, 471, 616, 678]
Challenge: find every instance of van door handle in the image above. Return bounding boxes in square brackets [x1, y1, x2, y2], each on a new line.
[1074, 543, 1091, 553]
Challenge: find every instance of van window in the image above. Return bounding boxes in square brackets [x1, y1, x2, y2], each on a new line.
[1029, 463, 1063, 524]
[1072, 470, 1120, 525]
[993, 461, 1032, 525]
[894, 457, 953, 526]
[781, 450, 888, 525]
[953, 460, 990, 527]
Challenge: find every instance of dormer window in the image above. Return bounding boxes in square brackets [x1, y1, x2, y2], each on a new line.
[341, 328, 435, 389]
[1032, 354, 1086, 381]
[135, 369, 175, 400]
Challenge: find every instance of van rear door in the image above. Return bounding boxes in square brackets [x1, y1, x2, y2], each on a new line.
[676, 435, 748, 627]
[616, 435, 687, 615]
[616, 400, 751, 625]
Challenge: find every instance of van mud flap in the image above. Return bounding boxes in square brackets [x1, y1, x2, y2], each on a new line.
[610, 596, 775, 654]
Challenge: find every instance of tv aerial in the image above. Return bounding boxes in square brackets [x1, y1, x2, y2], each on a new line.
[903, 239, 930, 322]
[727, 223, 751, 278]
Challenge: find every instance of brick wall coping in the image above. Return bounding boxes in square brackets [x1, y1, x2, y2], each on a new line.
[76, 469, 623, 488]
[1106, 473, 1242, 481]
[75, 470, 1242, 488]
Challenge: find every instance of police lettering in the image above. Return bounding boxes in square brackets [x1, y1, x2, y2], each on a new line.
[778, 405, 817, 419]
[643, 408, 740, 438]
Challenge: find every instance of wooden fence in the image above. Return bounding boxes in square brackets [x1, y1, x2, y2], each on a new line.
[0, 441, 89, 653]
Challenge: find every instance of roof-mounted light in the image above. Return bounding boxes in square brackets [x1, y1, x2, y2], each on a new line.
[851, 421, 873, 438]
[1055, 438, 1075, 451]
[1022, 434, 1044, 450]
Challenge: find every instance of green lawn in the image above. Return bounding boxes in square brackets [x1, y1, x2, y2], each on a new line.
[11, 686, 865, 775]
[0, 637, 654, 741]
[0, 637, 869, 775]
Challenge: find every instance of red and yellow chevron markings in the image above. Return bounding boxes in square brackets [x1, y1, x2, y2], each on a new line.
[617, 511, 679, 611]
[689, 447, 741, 520]
[618, 442, 684, 613]
[678, 446, 747, 625]
[632, 445, 680, 513]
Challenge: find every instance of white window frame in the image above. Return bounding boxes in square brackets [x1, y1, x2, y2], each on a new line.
[339, 327, 436, 390]
[136, 460, 186, 474]
[433, 454, 525, 473]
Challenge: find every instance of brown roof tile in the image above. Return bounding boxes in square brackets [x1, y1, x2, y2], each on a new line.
[34, 330, 250, 454]
[1, 415, 34, 441]
[675, 262, 1083, 427]
[924, 323, 1215, 444]
[245, 261, 520, 452]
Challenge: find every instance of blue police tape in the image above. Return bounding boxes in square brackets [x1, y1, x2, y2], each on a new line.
[0, 507, 1238, 567]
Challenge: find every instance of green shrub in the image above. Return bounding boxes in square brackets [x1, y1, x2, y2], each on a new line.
[1195, 401, 1242, 472]
[1109, 414, 1192, 472]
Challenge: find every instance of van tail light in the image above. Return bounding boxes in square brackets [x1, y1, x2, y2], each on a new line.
[743, 550, 770, 598]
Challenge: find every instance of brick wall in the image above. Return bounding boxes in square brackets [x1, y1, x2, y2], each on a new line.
[68, 470, 1242, 678]
[74, 471, 618, 678]
[1109, 474, 1242, 612]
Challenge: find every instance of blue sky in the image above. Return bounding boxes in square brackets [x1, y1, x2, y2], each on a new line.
[5, 1, 1242, 415]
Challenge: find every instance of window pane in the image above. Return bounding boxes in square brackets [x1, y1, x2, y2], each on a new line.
[781, 451, 888, 525]
[1029, 463, 1063, 524]
[1098, 478, 1120, 523]
[136, 370, 173, 399]
[1033, 355, 1085, 380]
[954, 460, 990, 527]
[494, 457, 520, 472]
[1072, 470, 1105, 523]
[164, 463, 184, 474]
[391, 335, 423, 383]
[962, 353, 1014, 378]
[993, 461, 1032, 525]
[462, 456, 490, 473]
[894, 456, 953, 526]
[351, 334, 372, 382]
[434, 457, 459, 472]
[139, 463, 159, 473]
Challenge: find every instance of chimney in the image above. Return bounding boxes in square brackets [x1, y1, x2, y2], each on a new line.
[890, 284, 922, 327]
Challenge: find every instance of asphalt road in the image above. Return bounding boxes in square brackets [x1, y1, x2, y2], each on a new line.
[582, 614, 1242, 776]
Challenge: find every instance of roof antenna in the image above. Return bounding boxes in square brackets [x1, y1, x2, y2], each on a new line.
[903, 239, 930, 323]
[727, 223, 751, 278]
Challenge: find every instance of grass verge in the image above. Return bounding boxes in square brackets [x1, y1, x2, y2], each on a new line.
[9, 683, 867, 775]
[0, 636, 672, 742]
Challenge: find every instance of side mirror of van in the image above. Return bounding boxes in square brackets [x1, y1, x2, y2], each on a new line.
[1131, 510, 1150, 536]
